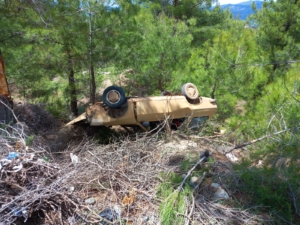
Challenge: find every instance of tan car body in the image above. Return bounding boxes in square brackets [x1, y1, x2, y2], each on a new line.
[67, 95, 217, 130]
[0, 53, 11, 99]
[0, 53, 14, 124]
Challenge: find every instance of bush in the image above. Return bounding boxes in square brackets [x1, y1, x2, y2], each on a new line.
[235, 160, 299, 223]
[14, 104, 59, 134]
[157, 172, 192, 225]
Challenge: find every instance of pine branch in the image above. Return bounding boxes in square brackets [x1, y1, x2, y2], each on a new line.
[177, 150, 209, 192]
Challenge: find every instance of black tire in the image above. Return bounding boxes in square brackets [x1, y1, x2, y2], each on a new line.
[0, 95, 13, 124]
[181, 83, 199, 100]
[103, 86, 126, 108]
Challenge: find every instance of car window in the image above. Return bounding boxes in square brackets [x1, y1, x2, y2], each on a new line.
[188, 116, 209, 130]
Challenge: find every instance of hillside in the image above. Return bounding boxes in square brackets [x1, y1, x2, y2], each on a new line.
[0, 106, 268, 224]
[1, 0, 300, 224]
[220, 1, 263, 20]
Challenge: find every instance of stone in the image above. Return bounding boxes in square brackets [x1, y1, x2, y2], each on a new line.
[214, 188, 229, 199]
[211, 183, 229, 200]
[99, 206, 121, 225]
[84, 197, 96, 204]
[190, 176, 200, 188]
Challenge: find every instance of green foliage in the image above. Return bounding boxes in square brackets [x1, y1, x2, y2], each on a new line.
[122, 10, 193, 95]
[157, 156, 212, 225]
[251, 0, 300, 78]
[2, 0, 300, 222]
[43, 156, 50, 162]
[26, 135, 35, 146]
[235, 159, 299, 223]
[91, 126, 117, 144]
[181, 20, 261, 125]
[233, 107, 300, 223]
[157, 172, 192, 225]
[159, 191, 187, 225]
[179, 159, 191, 172]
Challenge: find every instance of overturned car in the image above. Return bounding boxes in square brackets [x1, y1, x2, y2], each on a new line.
[67, 83, 217, 131]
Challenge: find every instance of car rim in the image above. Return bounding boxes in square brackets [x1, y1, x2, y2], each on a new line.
[186, 84, 197, 98]
[107, 90, 121, 104]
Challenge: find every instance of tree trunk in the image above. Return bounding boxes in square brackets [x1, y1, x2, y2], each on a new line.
[158, 52, 164, 91]
[67, 51, 78, 117]
[89, 3, 96, 104]
[90, 62, 96, 104]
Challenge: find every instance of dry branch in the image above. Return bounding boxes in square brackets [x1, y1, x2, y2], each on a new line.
[0, 114, 270, 224]
[225, 129, 289, 153]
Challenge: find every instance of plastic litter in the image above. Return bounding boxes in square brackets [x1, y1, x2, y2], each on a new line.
[12, 207, 23, 217]
[5, 152, 19, 160]
[11, 207, 28, 221]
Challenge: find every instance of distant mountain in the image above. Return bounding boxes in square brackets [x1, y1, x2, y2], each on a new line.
[220, 1, 263, 20]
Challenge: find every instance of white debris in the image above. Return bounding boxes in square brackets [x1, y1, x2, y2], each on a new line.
[225, 152, 238, 162]
[70, 153, 79, 164]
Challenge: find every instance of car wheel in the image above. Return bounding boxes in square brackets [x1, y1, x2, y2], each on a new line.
[181, 83, 199, 100]
[103, 86, 126, 108]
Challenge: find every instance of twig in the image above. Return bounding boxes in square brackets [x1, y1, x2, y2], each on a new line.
[225, 129, 289, 153]
[80, 205, 114, 224]
[187, 194, 195, 224]
[177, 212, 193, 225]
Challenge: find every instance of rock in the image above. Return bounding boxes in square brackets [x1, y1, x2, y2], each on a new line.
[189, 172, 206, 188]
[99, 208, 114, 222]
[214, 188, 229, 199]
[85, 197, 96, 204]
[211, 183, 220, 188]
[99, 206, 121, 225]
[190, 176, 200, 188]
[211, 183, 229, 200]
